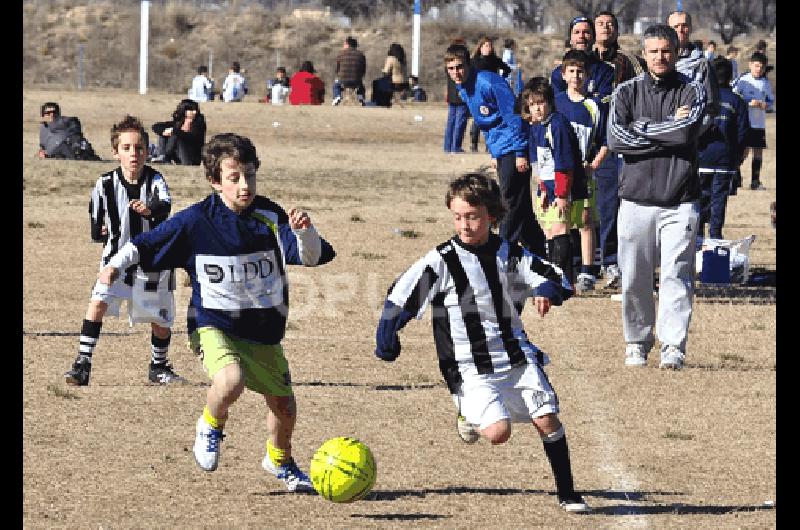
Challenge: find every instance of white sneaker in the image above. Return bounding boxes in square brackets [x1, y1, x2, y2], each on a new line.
[659, 345, 685, 370]
[604, 264, 621, 289]
[559, 496, 592, 513]
[457, 414, 479, 444]
[624, 343, 649, 366]
[262, 455, 314, 492]
[331, 95, 342, 106]
[575, 273, 596, 292]
[193, 416, 224, 472]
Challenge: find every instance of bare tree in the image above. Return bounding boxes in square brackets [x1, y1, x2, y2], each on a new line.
[695, 0, 776, 44]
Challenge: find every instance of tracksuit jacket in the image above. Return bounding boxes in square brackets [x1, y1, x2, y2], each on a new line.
[607, 70, 707, 206]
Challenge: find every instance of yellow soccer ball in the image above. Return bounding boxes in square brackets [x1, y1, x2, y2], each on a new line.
[310, 437, 377, 503]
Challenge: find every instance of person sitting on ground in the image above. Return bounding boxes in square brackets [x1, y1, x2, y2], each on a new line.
[221, 61, 248, 102]
[266, 66, 291, 105]
[408, 76, 427, 102]
[331, 36, 366, 106]
[382, 43, 409, 102]
[151, 99, 206, 166]
[188, 65, 214, 103]
[289, 61, 325, 105]
[37, 102, 101, 161]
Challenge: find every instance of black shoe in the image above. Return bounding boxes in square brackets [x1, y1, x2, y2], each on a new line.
[65, 357, 91, 386]
[750, 181, 766, 191]
[148, 361, 186, 384]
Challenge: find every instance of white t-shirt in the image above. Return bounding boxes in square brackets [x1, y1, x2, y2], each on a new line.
[188, 74, 213, 102]
[222, 72, 248, 102]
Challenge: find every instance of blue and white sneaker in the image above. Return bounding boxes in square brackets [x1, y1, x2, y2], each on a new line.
[193, 416, 224, 472]
[262, 455, 314, 492]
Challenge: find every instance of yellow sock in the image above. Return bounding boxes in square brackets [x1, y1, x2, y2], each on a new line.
[267, 440, 288, 467]
[203, 406, 225, 430]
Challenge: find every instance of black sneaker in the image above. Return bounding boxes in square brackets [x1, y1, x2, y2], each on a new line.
[148, 361, 186, 384]
[65, 357, 91, 386]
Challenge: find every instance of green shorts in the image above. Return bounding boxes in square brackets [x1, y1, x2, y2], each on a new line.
[188, 326, 293, 397]
[535, 179, 596, 230]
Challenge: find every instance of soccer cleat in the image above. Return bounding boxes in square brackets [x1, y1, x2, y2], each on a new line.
[193, 416, 224, 472]
[457, 414, 479, 444]
[559, 495, 592, 513]
[624, 343, 649, 367]
[603, 264, 621, 289]
[659, 345, 685, 370]
[575, 273, 596, 292]
[149, 361, 186, 384]
[262, 455, 314, 492]
[64, 356, 92, 386]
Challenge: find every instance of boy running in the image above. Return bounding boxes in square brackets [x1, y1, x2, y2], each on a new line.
[95, 133, 335, 490]
[64, 115, 183, 386]
[374, 172, 590, 514]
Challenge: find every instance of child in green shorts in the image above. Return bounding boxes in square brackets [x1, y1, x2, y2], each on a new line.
[95, 133, 336, 490]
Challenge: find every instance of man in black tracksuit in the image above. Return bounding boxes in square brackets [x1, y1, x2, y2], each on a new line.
[607, 24, 707, 371]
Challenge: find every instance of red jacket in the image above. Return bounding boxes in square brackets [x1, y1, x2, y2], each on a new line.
[289, 71, 324, 105]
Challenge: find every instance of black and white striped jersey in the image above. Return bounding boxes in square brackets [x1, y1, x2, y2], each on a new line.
[89, 165, 171, 286]
[376, 234, 572, 394]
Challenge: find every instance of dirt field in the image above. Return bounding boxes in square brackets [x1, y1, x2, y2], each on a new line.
[23, 89, 776, 528]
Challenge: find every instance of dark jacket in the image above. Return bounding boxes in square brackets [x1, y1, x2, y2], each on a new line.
[593, 43, 646, 88]
[607, 70, 707, 206]
[472, 54, 511, 77]
[676, 44, 720, 127]
[336, 47, 366, 86]
[152, 114, 206, 166]
[698, 87, 750, 170]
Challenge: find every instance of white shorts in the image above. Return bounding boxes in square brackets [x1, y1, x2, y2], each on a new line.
[91, 269, 175, 327]
[451, 363, 559, 429]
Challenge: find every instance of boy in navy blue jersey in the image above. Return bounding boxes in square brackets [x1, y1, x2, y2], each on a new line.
[698, 57, 750, 239]
[374, 172, 589, 514]
[445, 48, 547, 258]
[521, 77, 587, 286]
[95, 133, 336, 491]
[554, 50, 609, 291]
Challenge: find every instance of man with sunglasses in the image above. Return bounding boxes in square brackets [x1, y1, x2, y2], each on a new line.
[37, 102, 99, 161]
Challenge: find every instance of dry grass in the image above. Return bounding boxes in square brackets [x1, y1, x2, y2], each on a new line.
[23, 87, 775, 528]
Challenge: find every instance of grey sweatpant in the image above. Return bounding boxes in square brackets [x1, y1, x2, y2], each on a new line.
[617, 199, 699, 352]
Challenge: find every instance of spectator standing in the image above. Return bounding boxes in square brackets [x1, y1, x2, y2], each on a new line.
[151, 99, 206, 166]
[443, 41, 470, 154]
[289, 61, 325, 105]
[607, 24, 708, 370]
[732, 51, 774, 190]
[551, 16, 614, 102]
[382, 43, 409, 103]
[331, 36, 366, 106]
[697, 57, 750, 239]
[446, 47, 547, 257]
[501, 38, 521, 94]
[469, 37, 511, 152]
[667, 11, 720, 122]
[591, 10, 646, 288]
[726, 46, 740, 80]
[408, 75, 428, 102]
[221, 61, 248, 102]
[188, 65, 214, 103]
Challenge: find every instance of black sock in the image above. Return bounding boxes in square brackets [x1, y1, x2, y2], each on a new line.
[751, 158, 762, 184]
[151, 332, 171, 365]
[542, 429, 578, 501]
[78, 319, 102, 361]
[551, 234, 574, 284]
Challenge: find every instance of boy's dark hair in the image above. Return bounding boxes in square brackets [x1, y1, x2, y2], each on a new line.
[504, 38, 515, 49]
[444, 43, 470, 65]
[707, 40, 716, 47]
[110, 115, 148, 152]
[750, 51, 768, 65]
[232, 61, 241, 73]
[299, 61, 314, 74]
[561, 49, 588, 70]
[40, 102, 60, 117]
[446, 173, 507, 222]
[726, 45, 739, 55]
[711, 57, 733, 86]
[276, 66, 287, 75]
[197, 65, 208, 74]
[346, 36, 358, 49]
[173, 98, 200, 123]
[202, 133, 261, 184]
[594, 10, 618, 31]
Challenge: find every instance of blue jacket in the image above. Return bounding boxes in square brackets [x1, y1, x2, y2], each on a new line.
[698, 87, 750, 170]
[457, 69, 528, 158]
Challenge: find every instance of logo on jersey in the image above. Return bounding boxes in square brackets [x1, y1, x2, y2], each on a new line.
[479, 105, 490, 116]
[195, 251, 283, 310]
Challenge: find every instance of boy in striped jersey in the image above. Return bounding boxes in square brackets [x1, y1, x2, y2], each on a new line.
[375, 173, 590, 513]
[554, 50, 610, 292]
[96, 133, 335, 490]
[64, 115, 184, 386]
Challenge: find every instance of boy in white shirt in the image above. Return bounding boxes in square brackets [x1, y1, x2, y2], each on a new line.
[188, 65, 213, 102]
[222, 61, 248, 102]
[733, 51, 774, 190]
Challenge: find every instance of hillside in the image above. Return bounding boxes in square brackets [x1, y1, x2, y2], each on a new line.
[23, 0, 776, 101]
